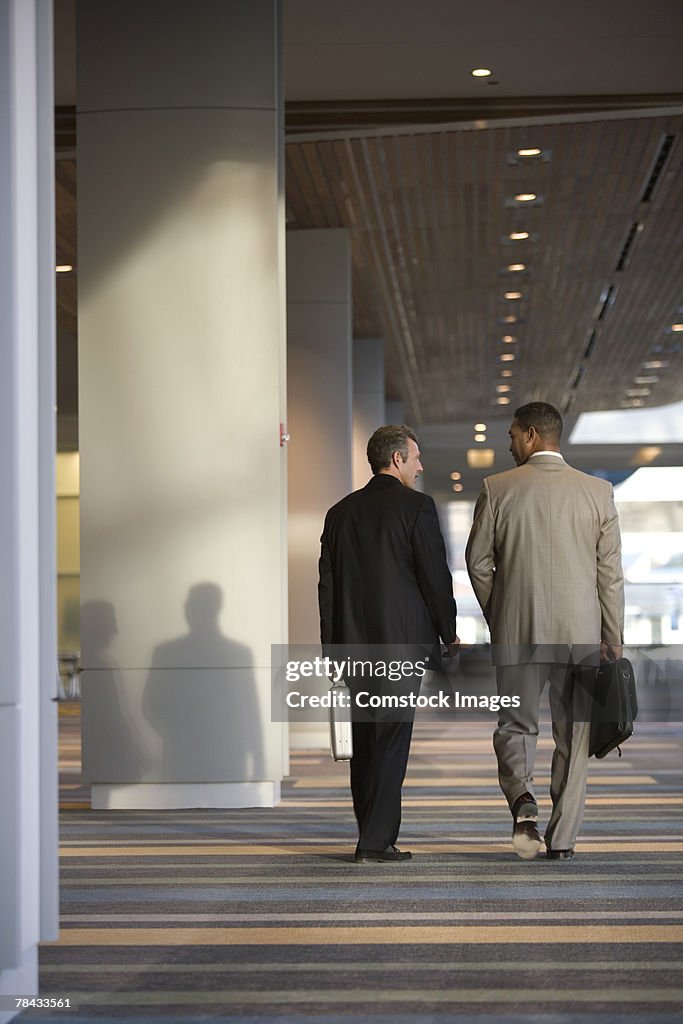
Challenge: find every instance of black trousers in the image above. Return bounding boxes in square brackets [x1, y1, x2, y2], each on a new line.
[348, 675, 417, 851]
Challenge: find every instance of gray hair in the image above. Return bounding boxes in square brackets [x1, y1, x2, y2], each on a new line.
[367, 424, 418, 475]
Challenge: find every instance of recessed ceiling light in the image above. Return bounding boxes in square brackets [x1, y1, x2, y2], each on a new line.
[504, 291, 522, 300]
[502, 335, 516, 343]
[625, 388, 650, 396]
[502, 315, 517, 324]
[467, 448, 495, 468]
[452, 482, 464, 492]
[514, 193, 537, 202]
[506, 264, 525, 272]
[496, 385, 511, 393]
[474, 422, 487, 431]
[500, 353, 515, 362]
[508, 231, 530, 240]
[633, 375, 659, 384]
[496, 397, 511, 405]
[56, 264, 73, 273]
[518, 148, 542, 157]
[643, 360, 668, 369]
[621, 399, 644, 408]
[500, 369, 514, 378]
[450, 471, 461, 481]
[671, 323, 683, 332]
[634, 446, 662, 464]
[471, 68, 492, 77]
[474, 433, 487, 442]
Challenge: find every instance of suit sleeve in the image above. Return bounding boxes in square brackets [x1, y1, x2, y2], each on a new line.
[596, 483, 625, 644]
[412, 495, 457, 644]
[318, 517, 334, 648]
[465, 480, 496, 623]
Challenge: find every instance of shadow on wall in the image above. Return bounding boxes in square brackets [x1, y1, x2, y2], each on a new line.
[142, 582, 265, 782]
[80, 598, 151, 781]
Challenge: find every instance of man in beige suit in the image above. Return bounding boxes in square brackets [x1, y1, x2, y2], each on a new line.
[466, 402, 624, 860]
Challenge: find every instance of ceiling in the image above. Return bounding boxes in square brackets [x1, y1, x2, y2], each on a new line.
[53, 0, 683, 498]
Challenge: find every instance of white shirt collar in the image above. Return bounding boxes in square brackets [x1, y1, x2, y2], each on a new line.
[529, 450, 564, 460]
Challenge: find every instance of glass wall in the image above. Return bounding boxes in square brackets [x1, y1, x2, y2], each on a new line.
[445, 466, 683, 649]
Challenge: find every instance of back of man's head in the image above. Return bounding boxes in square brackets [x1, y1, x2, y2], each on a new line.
[367, 424, 418, 475]
[514, 402, 563, 444]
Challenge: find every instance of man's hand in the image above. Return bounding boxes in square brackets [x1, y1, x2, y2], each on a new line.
[600, 640, 623, 663]
[444, 636, 461, 658]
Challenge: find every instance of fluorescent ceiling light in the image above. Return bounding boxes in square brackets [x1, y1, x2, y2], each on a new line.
[570, 399, 683, 444]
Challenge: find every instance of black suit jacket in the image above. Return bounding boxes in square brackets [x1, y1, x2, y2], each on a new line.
[318, 474, 457, 649]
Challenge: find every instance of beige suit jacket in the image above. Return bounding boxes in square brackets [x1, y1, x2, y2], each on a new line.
[465, 454, 624, 666]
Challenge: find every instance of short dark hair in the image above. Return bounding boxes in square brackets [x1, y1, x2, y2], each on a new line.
[367, 424, 418, 475]
[514, 402, 563, 442]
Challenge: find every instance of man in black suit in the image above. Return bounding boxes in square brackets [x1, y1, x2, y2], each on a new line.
[319, 425, 458, 863]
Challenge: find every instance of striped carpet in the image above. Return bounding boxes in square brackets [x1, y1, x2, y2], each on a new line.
[30, 705, 683, 1022]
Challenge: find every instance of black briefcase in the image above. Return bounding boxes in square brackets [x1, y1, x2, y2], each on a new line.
[589, 657, 638, 759]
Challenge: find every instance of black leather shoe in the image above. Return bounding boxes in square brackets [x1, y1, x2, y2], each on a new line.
[546, 848, 575, 860]
[354, 845, 413, 863]
[512, 819, 544, 860]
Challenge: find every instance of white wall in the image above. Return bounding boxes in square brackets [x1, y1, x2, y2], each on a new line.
[0, 1, 58, 1017]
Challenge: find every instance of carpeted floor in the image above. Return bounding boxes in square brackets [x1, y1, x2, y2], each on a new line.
[24, 704, 683, 1022]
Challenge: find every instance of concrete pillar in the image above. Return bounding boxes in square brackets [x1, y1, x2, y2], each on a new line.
[287, 229, 352, 747]
[77, 0, 287, 809]
[0, 0, 58, 1016]
[385, 400, 406, 425]
[352, 338, 385, 489]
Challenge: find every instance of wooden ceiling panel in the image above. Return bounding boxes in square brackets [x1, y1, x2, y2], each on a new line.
[55, 111, 683, 423]
[286, 112, 683, 423]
